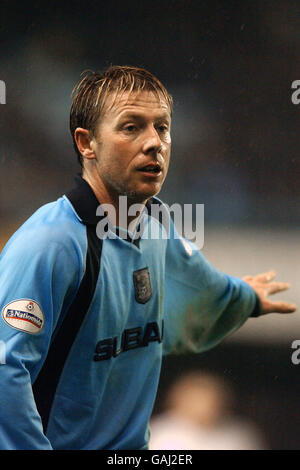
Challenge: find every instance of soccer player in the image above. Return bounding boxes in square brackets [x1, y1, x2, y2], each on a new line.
[0, 65, 296, 450]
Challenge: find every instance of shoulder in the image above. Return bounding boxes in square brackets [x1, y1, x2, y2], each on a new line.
[1, 196, 87, 264]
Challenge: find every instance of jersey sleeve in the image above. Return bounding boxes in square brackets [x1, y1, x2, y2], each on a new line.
[163, 220, 259, 355]
[0, 226, 81, 449]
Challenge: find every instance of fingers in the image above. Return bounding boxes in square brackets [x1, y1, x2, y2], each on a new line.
[243, 270, 297, 315]
[266, 282, 290, 295]
[244, 272, 291, 294]
[263, 300, 297, 314]
[242, 275, 253, 282]
[254, 270, 276, 283]
[243, 271, 276, 283]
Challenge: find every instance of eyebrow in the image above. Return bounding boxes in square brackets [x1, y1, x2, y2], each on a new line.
[117, 111, 171, 122]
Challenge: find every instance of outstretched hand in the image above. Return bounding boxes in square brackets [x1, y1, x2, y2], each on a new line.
[242, 270, 297, 315]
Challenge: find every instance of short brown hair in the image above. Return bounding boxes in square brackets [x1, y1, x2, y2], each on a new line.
[70, 65, 173, 166]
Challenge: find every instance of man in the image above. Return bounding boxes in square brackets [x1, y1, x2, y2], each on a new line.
[149, 372, 267, 450]
[0, 65, 296, 450]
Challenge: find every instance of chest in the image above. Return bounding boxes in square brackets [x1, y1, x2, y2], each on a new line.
[87, 237, 166, 342]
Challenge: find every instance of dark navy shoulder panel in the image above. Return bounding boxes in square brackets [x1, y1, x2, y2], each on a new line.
[33, 177, 103, 431]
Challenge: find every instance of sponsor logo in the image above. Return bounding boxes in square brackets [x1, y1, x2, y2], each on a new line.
[94, 320, 164, 361]
[6, 309, 43, 328]
[2, 299, 44, 334]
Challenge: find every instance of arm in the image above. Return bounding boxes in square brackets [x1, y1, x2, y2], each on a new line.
[163, 224, 296, 355]
[0, 227, 80, 449]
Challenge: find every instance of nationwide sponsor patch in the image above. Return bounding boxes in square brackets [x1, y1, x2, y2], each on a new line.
[2, 299, 44, 334]
[133, 267, 152, 304]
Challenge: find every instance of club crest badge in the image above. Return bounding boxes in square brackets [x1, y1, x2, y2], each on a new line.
[133, 268, 152, 304]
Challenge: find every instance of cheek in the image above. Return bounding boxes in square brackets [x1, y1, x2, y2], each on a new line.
[164, 133, 171, 145]
[100, 142, 135, 178]
[111, 138, 134, 155]
[163, 145, 171, 166]
[112, 141, 139, 169]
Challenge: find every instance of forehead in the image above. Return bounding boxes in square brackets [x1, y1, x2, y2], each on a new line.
[102, 90, 171, 120]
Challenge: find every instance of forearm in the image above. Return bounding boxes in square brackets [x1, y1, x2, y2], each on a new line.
[163, 272, 256, 355]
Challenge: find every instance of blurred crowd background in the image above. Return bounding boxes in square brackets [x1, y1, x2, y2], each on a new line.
[0, 0, 299, 449]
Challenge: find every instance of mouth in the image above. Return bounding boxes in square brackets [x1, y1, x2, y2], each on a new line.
[137, 162, 162, 177]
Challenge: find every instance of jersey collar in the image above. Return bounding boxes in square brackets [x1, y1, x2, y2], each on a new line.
[65, 175, 167, 248]
[65, 176, 153, 247]
[65, 175, 102, 226]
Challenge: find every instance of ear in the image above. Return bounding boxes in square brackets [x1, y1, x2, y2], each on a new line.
[74, 128, 96, 160]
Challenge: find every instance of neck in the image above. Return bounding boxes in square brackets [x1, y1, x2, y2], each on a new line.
[82, 171, 146, 230]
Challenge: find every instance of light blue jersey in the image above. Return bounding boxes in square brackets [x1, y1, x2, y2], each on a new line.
[0, 176, 259, 449]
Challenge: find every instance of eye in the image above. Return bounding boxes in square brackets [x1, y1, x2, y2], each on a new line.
[123, 124, 137, 132]
[157, 124, 169, 133]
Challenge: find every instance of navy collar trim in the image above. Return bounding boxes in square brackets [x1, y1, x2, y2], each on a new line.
[64, 175, 166, 248]
[65, 175, 101, 226]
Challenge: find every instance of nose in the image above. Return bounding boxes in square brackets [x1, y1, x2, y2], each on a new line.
[142, 125, 162, 155]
